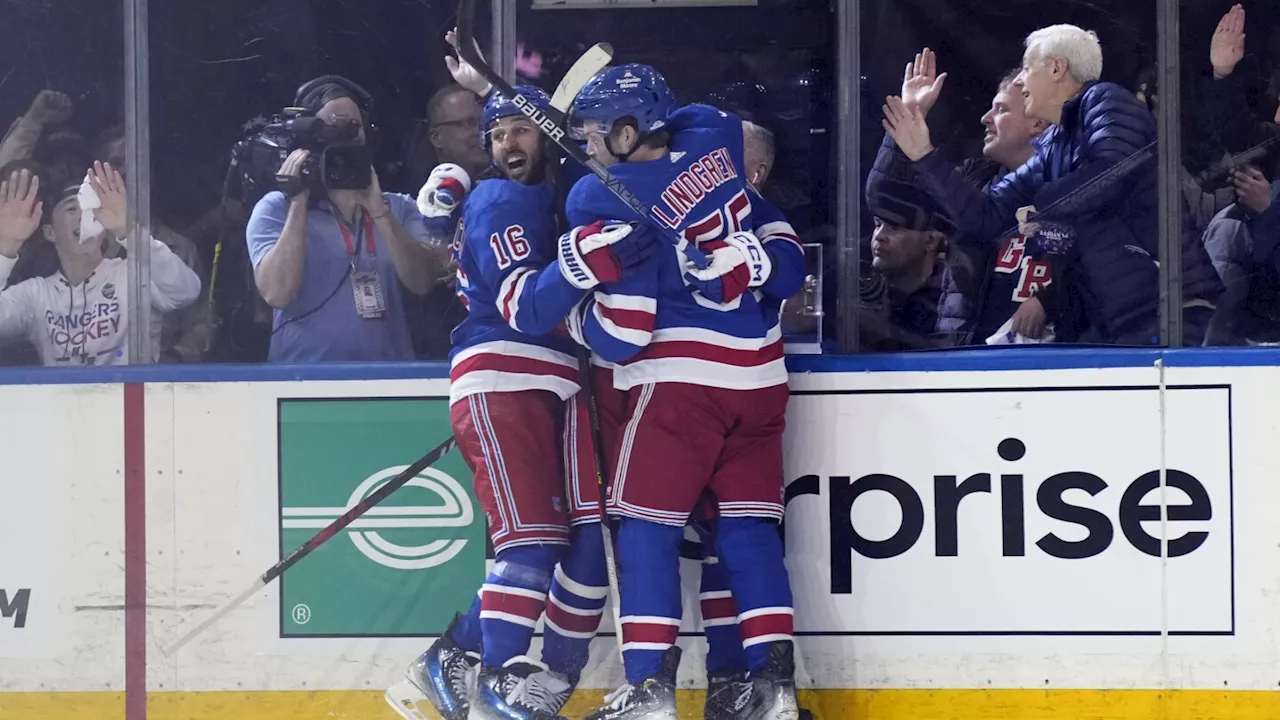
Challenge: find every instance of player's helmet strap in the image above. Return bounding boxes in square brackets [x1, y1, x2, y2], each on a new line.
[604, 119, 646, 163]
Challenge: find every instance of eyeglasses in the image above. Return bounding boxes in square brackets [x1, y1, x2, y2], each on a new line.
[436, 117, 481, 131]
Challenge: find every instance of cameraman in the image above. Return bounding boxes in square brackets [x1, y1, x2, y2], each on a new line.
[247, 76, 447, 362]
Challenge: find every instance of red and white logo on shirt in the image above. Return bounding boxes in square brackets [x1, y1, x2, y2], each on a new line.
[994, 233, 1052, 302]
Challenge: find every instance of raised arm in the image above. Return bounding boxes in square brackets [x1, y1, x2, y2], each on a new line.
[882, 96, 1038, 240]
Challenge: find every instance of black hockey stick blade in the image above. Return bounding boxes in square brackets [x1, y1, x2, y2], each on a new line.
[162, 434, 459, 655]
[455, 0, 711, 268]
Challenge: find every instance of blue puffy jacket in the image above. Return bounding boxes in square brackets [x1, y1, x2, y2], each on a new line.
[915, 81, 1222, 344]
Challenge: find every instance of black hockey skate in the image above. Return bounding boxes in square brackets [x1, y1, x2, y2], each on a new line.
[471, 656, 569, 720]
[733, 641, 801, 720]
[387, 613, 481, 720]
[704, 670, 753, 720]
[585, 646, 681, 720]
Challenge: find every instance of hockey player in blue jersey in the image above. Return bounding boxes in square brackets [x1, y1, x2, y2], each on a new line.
[386, 84, 654, 720]
[546, 174, 806, 719]
[560, 65, 807, 720]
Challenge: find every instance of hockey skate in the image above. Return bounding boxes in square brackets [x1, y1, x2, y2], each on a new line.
[526, 667, 579, 716]
[470, 656, 570, 720]
[704, 670, 752, 720]
[585, 646, 681, 720]
[733, 641, 801, 720]
[385, 613, 480, 720]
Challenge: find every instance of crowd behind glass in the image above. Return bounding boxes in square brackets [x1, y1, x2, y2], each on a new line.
[0, 0, 1272, 367]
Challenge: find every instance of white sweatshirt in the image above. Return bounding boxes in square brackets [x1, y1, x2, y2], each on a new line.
[0, 237, 202, 366]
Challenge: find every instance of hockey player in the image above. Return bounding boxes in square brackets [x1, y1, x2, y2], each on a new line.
[546, 193, 805, 720]
[562, 65, 806, 720]
[391, 84, 654, 720]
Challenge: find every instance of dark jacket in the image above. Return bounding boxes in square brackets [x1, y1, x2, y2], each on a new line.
[930, 157, 999, 341]
[928, 156, 1085, 344]
[916, 81, 1222, 344]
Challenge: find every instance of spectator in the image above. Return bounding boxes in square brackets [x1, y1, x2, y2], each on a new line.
[1135, 62, 1240, 236]
[881, 53, 1065, 345]
[1133, 6, 1259, 235]
[0, 164, 201, 365]
[0, 90, 74, 169]
[1201, 5, 1280, 177]
[404, 84, 490, 189]
[93, 124, 217, 362]
[401, 38, 504, 361]
[860, 149, 952, 351]
[883, 26, 1223, 345]
[1203, 165, 1280, 345]
[403, 84, 487, 360]
[246, 75, 447, 362]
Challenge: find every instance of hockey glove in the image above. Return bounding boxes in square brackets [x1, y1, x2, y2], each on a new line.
[416, 163, 471, 219]
[682, 230, 773, 305]
[558, 220, 651, 289]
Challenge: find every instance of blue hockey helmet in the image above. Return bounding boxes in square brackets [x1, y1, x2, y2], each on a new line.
[482, 85, 553, 150]
[569, 64, 676, 141]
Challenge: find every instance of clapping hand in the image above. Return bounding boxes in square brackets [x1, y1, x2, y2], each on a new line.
[1210, 4, 1245, 79]
[0, 170, 41, 258]
[901, 48, 948, 117]
[882, 95, 934, 162]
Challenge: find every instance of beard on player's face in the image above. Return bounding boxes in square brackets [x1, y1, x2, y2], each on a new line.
[490, 119, 545, 185]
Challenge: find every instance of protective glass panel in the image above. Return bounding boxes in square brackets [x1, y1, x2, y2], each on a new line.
[859, 0, 1166, 351]
[1186, 2, 1280, 347]
[0, 1, 126, 367]
[783, 242, 824, 352]
[151, 0, 488, 362]
[516, 0, 836, 349]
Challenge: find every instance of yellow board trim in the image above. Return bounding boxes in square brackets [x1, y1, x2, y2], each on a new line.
[3, 689, 1280, 719]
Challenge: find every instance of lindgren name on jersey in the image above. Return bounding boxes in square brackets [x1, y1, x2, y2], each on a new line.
[652, 147, 740, 230]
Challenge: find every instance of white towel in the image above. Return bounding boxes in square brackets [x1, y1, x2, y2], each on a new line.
[77, 174, 105, 244]
[985, 315, 1057, 345]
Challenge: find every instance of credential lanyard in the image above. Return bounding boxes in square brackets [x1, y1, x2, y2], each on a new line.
[334, 209, 377, 265]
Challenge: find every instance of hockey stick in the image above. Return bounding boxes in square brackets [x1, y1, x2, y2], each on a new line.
[574, 347, 626, 662]
[455, 0, 712, 269]
[162, 435, 459, 656]
[551, 43, 613, 112]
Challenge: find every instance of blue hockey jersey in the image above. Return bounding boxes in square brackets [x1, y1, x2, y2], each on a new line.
[448, 178, 589, 404]
[565, 104, 804, 391]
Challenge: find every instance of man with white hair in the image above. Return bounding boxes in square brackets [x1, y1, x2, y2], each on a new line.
[883, 25, 1222, 345]
[1015, 25, 1105, 126]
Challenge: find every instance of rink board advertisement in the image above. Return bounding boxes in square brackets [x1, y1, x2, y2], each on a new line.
[276, 396, 485, 637]
[3, 359, 1280, 720]
[781, 383, 1234, 636]
[0, 383, 122, 667]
